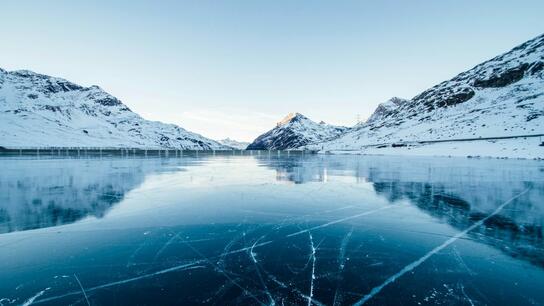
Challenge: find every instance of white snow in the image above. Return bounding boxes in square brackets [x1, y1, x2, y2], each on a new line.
[2, 33, 543, 155]
[217, 138, 249, 150]
[0, 69, 228, 149]
[326, 137, 543, 159]
[306, 34, 544, 159]
[247, 113, 347, 150]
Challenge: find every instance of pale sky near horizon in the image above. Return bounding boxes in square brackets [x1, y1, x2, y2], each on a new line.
[1, 1, 543, 141]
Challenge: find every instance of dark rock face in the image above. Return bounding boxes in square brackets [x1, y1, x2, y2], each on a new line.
[474, 63, 530, 88]
[411, 86, 476, 112]
[44, 105, 61, 112]
[526, 111, 543, 122]
[247, 129, 308, 150]
[529, 62, 544, 75]
[435, 88, 475, 108]
[94, 96, 122, 106]
[56, 80, 84, 92]
[22, 74, 84, 94]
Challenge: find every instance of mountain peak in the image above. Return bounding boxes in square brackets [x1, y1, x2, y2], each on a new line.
[217, 138, 250, 150]
[248, 113, 347, 150]
[366, 97, 409, 124]
[11, 69, 37, 76]
[385, 97, 408, 106]
[278, 112, 307, 126]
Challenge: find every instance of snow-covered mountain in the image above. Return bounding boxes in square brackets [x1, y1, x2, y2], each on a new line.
[310, 33, 544, 157]
[365, 97, 409, 124]
[217, 138, 249, 150]
[246, 113, 347, 150]
[0, 69, 228, 149]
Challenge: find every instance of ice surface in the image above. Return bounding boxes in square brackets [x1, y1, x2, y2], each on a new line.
[0, 154, 543, 305]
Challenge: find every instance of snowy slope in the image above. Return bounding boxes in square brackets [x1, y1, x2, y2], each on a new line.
[0, 69, 228, 149]
[246, 113, 347, 150]
[365, 97, 409, 124]
[218, 138, 249, 150]
[311, 33, 544, 156]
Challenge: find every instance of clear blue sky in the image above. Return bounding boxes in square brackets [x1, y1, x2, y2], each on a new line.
[1, 0, 543, 141]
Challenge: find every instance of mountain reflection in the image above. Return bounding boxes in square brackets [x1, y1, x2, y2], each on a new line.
[258, 155, 544, 268]
[1, 154, 543, 270]
[0, 158, 193, 233]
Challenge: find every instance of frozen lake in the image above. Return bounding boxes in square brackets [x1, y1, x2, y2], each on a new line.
[0, 154, 543, 305]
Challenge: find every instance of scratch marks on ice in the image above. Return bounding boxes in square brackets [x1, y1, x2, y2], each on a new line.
[249, 236, 276, 305]
[32, 262, 204, 304]
[307, 232, 317, 306]
[287, 204, 399, 238]
[21, 288, 50, 306]
[333, 227, 353, 306]
[353, 187, 531, 306]
[72, 274, 90, 306]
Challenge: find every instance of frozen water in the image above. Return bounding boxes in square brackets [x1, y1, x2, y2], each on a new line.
[0, 154, 543, 305]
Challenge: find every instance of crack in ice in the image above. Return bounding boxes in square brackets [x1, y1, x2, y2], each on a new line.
[333, 228, 353, 306]
[249, 236, 276, 306]
[182, 240, 268, 306]
[21, 288, 50, 306]
[307, 232, 316, 306]
[73, 274, 90, 306]
[460, 284, 475, 306]
[352, 187, 531, 306]
[287, 205, 400, 237]
[32, 262, 204, 304]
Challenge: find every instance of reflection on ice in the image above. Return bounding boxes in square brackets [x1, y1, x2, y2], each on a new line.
[259, 155, 544, 268]
[0, 158, 200, 233]
[0, 154, 543, 305]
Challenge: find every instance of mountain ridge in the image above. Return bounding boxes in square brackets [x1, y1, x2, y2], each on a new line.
[304, 33, 544, 156]
[0, 68, 228, 149]
[218, 138, 249, 150]
[246, 113, 347, 150]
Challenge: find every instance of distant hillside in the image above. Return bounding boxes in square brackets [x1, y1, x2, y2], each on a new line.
[0, 69, 228, 149]
[246, 113, 347, 150]
[218, 138, 249, 150]
[308, 33, 544, 158]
